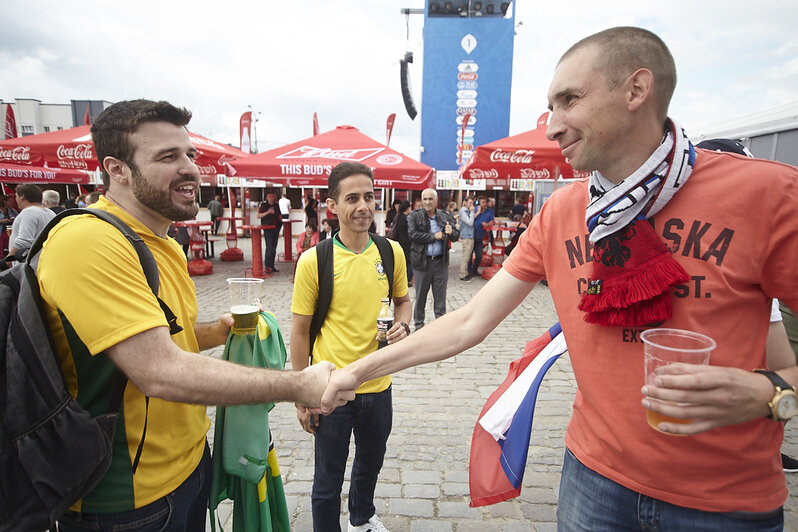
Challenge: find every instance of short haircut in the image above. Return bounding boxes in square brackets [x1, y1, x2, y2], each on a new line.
[559, 26, 676, 121]
[327, 162, 374, 201]
[400, 200, 411, 211]
[16, 184, 43, 204]
[477, 195, 487, 202]
[42, 189, 60, 206]
[91, 99, 192, 188]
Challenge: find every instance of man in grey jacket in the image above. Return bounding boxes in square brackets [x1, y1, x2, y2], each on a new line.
[6, 183, 55, 264]
[408, 188, 459, 330]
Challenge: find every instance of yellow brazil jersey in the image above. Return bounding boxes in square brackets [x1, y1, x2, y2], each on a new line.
[37, 197, 209, 513]
[291, 235, 408, 394]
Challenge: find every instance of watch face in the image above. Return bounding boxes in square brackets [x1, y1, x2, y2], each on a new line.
[777, 392, 798, 420]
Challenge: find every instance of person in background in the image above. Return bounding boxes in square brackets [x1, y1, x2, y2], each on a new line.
[85, 190, 102, 207]
[43, 190, 65, 214]
[76, 194, 87, 208]
[6, 183, 55, 265]
[408, 188, 459, 330]
[319, 218, 336, 241]
[0, 195, 17, 254]
[458, 196, 475, 282]
[393, 200, 413, 287]
[384, 199, 402, 231]
[469, 195, 494, 278]
[296, 221, 320, 257]
[304, 195, 318, 228]
[207, 194, 223, 235]
[64, 192, 79, 209]
[257, 190, 281, 273]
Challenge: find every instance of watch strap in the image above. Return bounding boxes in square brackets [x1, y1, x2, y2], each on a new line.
[753, 369, 795, 392]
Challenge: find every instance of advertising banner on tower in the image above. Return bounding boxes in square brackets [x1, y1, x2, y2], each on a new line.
[421, 8, 515, 172]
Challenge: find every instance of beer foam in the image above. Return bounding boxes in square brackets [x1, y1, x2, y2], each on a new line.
[230, 304, 259, 314]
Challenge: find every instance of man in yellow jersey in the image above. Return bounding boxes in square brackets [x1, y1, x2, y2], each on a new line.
[39, 99, 352, 531]
[291, 162, 412, 532]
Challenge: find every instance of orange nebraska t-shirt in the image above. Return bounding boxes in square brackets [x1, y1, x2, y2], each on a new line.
[503, 149, 798, 513]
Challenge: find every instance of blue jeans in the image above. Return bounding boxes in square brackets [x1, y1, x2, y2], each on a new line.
[57, 442, 212, 532]
[557, 447, 783, 531]
[312, 387, 392, 531]
[263, 227, 280, 269]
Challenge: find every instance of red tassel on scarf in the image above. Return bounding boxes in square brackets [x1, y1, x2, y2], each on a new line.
[578, 218, 690, 327]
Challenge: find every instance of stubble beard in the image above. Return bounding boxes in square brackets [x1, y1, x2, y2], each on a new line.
[130, 167, 198, 222]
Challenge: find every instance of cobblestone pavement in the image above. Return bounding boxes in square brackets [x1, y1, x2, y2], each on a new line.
[195, 235, 798, 531]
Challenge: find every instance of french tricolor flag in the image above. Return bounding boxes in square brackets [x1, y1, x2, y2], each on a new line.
[469, 323, 567, 507]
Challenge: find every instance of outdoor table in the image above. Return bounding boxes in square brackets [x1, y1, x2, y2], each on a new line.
[174, 220, 213, 275]
[240, 224, 277, 279]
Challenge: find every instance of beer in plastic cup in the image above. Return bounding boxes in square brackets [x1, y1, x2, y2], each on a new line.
[227, 278, 263, 335]
[641, 328, 715, 433]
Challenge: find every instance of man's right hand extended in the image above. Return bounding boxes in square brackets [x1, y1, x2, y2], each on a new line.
[299, 362, 355, 412]
[320, 366, 358, 414]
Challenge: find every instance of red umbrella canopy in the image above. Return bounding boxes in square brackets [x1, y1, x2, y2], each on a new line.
[0, 125, 247, 176]
[459, 113, 589, 189]
[227, 125, 435, 190]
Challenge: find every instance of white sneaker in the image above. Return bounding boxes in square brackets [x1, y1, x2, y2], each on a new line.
[347, 514, 389, 532]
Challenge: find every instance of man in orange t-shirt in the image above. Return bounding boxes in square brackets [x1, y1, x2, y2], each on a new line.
[322, 27, 798, 530]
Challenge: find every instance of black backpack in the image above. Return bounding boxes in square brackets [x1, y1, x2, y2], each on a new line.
[308, 232, 394, 361]
[0, 208, 181, 532]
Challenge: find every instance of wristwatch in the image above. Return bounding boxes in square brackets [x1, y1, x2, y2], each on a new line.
[753, 369, 798, 421]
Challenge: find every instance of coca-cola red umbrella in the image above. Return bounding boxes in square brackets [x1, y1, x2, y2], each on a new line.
[0, 125, 248, 177]
[0, 163, 90, 184]
[226, 125, 435, 190]
[458, 112, 588, 190]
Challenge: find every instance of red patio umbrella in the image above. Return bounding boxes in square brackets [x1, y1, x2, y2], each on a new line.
[458, 112, 588, 190]
[0, 125, 248, 176]
[226, 125, 435, 190]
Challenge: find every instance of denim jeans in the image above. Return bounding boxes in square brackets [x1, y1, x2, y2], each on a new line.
[312, 387, 392, 532]
[412, 258, 448, 330]
[57, 442, 212, 532]
[263, 227, 280, 270]
[557, 447, 783, 531]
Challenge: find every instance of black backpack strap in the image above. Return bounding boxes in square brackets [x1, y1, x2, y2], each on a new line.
[309, 238, 334, 364]
[370, 233, 395, 302]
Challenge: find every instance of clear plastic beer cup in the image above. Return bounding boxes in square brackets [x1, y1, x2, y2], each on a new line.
[641, 328, 715, 433]
[227, 278, 263, 335]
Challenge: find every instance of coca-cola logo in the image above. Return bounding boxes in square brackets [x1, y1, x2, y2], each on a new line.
[467, 168, 499, 179]
[217, 154, 238, 165]
[196, 163, 217, 175]
[0, 146, 31, 162]
[520, 168, 551, 179]
[489, 148, 536, 164]
[56, 143, 94, 160]
[276, 146, 384, 162]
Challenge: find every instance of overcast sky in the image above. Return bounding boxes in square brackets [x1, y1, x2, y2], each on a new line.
[2, 0, 797, 160]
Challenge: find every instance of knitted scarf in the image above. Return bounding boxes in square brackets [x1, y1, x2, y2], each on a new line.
[578, 119, 695, 327]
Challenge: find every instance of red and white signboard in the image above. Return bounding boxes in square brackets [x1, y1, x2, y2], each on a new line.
[0, 163, 89, 184]
[227, 125, 435, 190]
[458, 112, 588, 190]
[0, 125, 248, 179]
